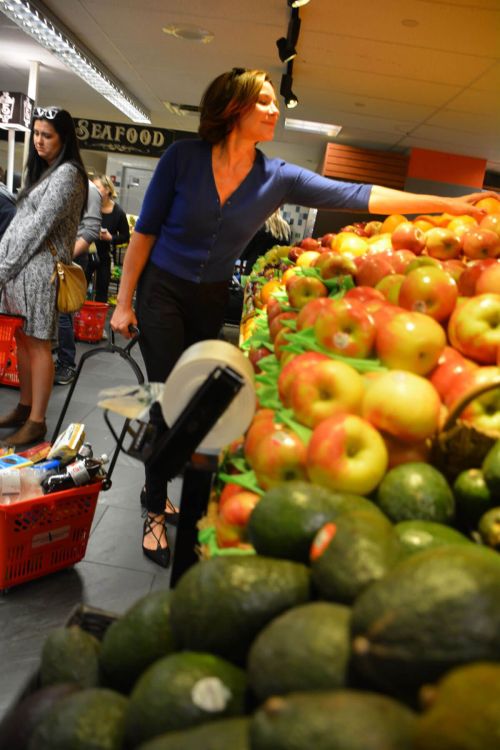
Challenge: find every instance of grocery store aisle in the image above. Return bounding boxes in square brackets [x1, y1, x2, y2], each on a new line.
[0, 330, 180, 719]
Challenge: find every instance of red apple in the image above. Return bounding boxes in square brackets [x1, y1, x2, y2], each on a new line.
[269, 311, 298, 341]
[354, 252, 396, 287]
[398, 265, 458, 322]
[441, 259, 466, 284]
[218, 490, 260, 527]
[429, 346, 477, 401]
[314, 297, 376, 358]
[362, 369, 441, 442]
[391, 249, 418, 273]
[364, 220, 383, 237]
[425, 227, 462, 260]
[445, 365, 500, 433]
[375, 310, 446, 375]
[267, 296, 284, 323]
[248, 345, 272, 373]
[300, 237, 322, 251]
[296, 297, 334, 331]
[306, 413, 388, 495]
[462, 228, 500, 260]
[457, 258, 497, 296]
[252, 428, 308, 490]
[344, 286, 386, 304]
[218, 482, 246, 511]
[278, 351, 330, 407]
[274, 327, 293, 361]
[244, 410, 283, 466]
[448, 293, 500, 364]
[289, 359, 365, 428]
[480, 213, 500, 239]
[288, 246, 306, 262]
[476, 263, 500, 295]
[391, 221, 426, 254]
[381, 431, 431, 469]
[320, 232, 336, 247]
[380, 214, 408, 234]
[286, 274, 328, 309]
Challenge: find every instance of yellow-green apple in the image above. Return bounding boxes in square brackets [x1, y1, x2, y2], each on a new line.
[462, 228, 500, 260]
[375, 310, 446, 375]
[391, 221, 426, 254]
[296, 250, 322, 267]
[457, 258, 497, 296]
[296, 297, 334, 331]
[480, 213, 500, 238]
[375, 273, 405, 304]
[398, 266, 458, 322]
[364, 220, 383, 237]
[413, 218, 435, 232]
[448, 293, 500, 364]
[380, 214, 408, 234]
[391, 249, 417, 273]
[429, 346, 477, 402]
[313, 251, 356, 279]
[286, 274, 328, 309]
[306, 413, 388, 495]
[289, 359, 365, 428]
[405, 256, 442, 274]
[366, 232, 393, 254]
[354, 252, 396, 287]
[278, 351, 329, 407]
[476, 263, 500, 295]
[425, 226, 462, 260]
[475, 196, 500, 214]
[252, 428, 308, 490]
[334, 232, 369, 258]
[444, 365, 500, 433]
[381, 431, 431, 469]
[362, 369, 442, 442]
[269, 311, 298, 342]
[282, 267, 298, 285]
[314, 297, 376, 358]
[446, 215, 477, 238]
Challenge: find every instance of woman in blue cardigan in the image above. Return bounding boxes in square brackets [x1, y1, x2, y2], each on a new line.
[111, 67, 494, 567]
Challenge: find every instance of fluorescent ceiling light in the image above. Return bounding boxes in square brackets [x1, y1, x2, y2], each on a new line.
[0, 0, 150, 123]
[285, 117, 342, 136]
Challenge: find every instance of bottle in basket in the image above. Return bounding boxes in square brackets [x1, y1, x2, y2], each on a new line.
[42, 454, 108, 494]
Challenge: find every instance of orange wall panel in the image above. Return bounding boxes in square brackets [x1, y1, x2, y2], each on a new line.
[407, 148, 486, 188]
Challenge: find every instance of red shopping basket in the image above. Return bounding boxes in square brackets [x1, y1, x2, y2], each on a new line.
[0, 314, 23, 387]
[0, 480, 101, 592]
[73, 301, 109, 343]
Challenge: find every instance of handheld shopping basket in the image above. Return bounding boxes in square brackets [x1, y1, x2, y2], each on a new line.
[0, 313, 24, 387]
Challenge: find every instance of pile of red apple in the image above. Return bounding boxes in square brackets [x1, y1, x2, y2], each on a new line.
[215, 196, 500, 550]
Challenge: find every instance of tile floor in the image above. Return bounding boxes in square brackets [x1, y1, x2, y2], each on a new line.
[0, 324, 239, 719]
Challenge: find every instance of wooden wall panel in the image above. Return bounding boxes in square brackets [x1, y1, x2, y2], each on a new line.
[321, 143, 409, 189]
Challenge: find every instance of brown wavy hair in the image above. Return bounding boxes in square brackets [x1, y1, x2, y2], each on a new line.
[198, 68, 276, 144]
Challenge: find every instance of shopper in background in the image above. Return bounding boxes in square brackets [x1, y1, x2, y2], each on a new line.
[111, 67, 496, 568]
[0, 107, 88, 447]
[54, 179, 102, 386]
[92, 174, 130, 305]
[0, 181, 16, 241]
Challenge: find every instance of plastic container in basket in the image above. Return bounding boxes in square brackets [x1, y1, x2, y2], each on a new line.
[0, 313, 23, 386]
[73, 301, 109, 343]
[0, 480, 101, 592]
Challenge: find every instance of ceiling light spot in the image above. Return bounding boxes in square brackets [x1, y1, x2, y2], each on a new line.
[162, 24, 214, 43]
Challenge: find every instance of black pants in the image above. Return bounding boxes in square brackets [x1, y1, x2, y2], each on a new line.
[136, 263, 229, 513]
[95, 247, 111, 303]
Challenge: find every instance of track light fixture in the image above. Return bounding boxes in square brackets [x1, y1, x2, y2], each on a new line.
[288, 0, 310, 7]
[280, 62, 298, 109]
[276, 37, 297, 63]
[276, 9, 301, 63]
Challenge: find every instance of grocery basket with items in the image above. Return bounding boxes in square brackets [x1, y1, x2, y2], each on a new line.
[0, 312, 23, 388]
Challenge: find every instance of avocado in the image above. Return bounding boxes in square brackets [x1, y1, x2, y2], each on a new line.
[99, 590, 177, 693]
[248, 601, 351, 701]
[376, 462, 455, 524]
[414, 662, 500, 750]
[170, 556, 311, 664]
[394, 519, 471, 556]
[27, 688, 128, 750]
[136, 717, 250, 750]
[0, 683, 79, 750]
[39, 626, 100, 689]
[125, 650, 247, 747]
[248, 480, 381, 562]
[249, 689, 417, 750]
[311, 509, 404, 603]
[351, 545, 500, 693]
[482, 439, 500, 496]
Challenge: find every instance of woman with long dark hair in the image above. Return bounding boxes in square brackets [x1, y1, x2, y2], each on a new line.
[0, 107, 88, 447]
[111, 68, 496, 567]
